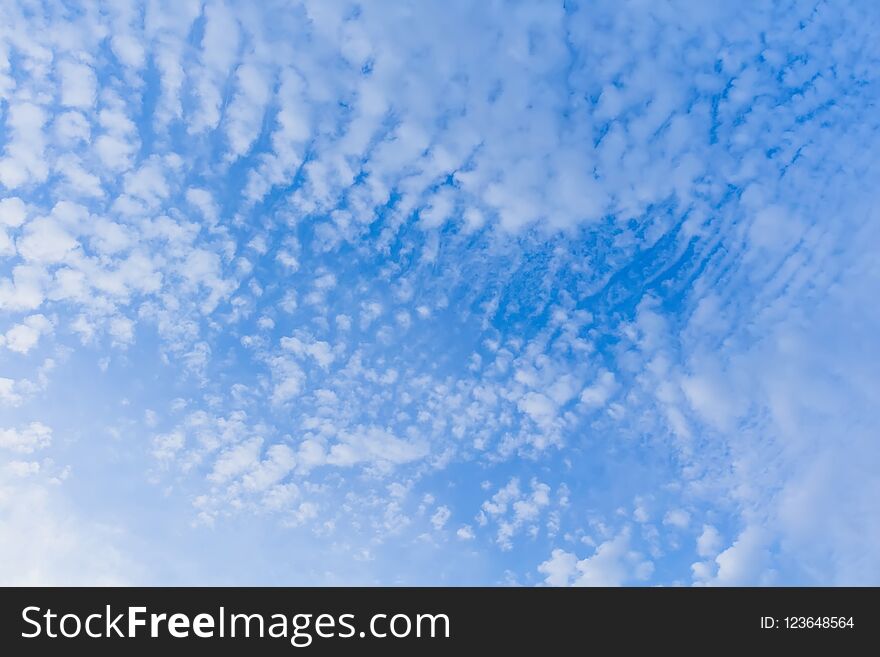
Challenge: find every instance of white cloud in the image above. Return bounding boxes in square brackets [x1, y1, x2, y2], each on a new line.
[269, 357, 305, 405]
[326, 426, 428, 471]
[359, 301, 383, 329]
[481, 478, 553, 550]
[189, 0, 240, 134]
[55, 154, 104, 198]
[456, 525, 475, 541]
[95, 98, 138, 171]
[0, 422, 52, 454]
[537, 549, 578, 586]
[242, 444, 297, 492]
[696, 524, 722, 558]
[431, 505, 451, 531]
[209, 437, 263, 484]
[0, 468, 137, 585]
[17, 217, 79, 263]
[580, 370, 617, 408]
[711, 527, 772, 585]
[538, 529, 653, 587]
[517, 392, 557, 425]
[0, 265, 46, 311]
[225, 63, 272, 159]
[662, 508, 691, 530]
[0, 378, 22, 406]
[0, 197, 27, 227]
[53, 111, 91, 145]
[1, 314, 52, 354]
[0, 0, 876, 587]
[0, 102, 48, 189]
[280, 335, 336, 369]
[58, 60, 97, 108]
[186, 188, 219, 226]
[111, 33, 146, 70]
[152, 430, 185, 463]
[108, 316, 135, 345]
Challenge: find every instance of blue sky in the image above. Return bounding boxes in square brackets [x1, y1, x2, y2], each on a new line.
[1, 0, 879, 586]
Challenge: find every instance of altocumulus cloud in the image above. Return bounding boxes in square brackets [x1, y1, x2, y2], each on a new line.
[0, 0, 878, 586]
